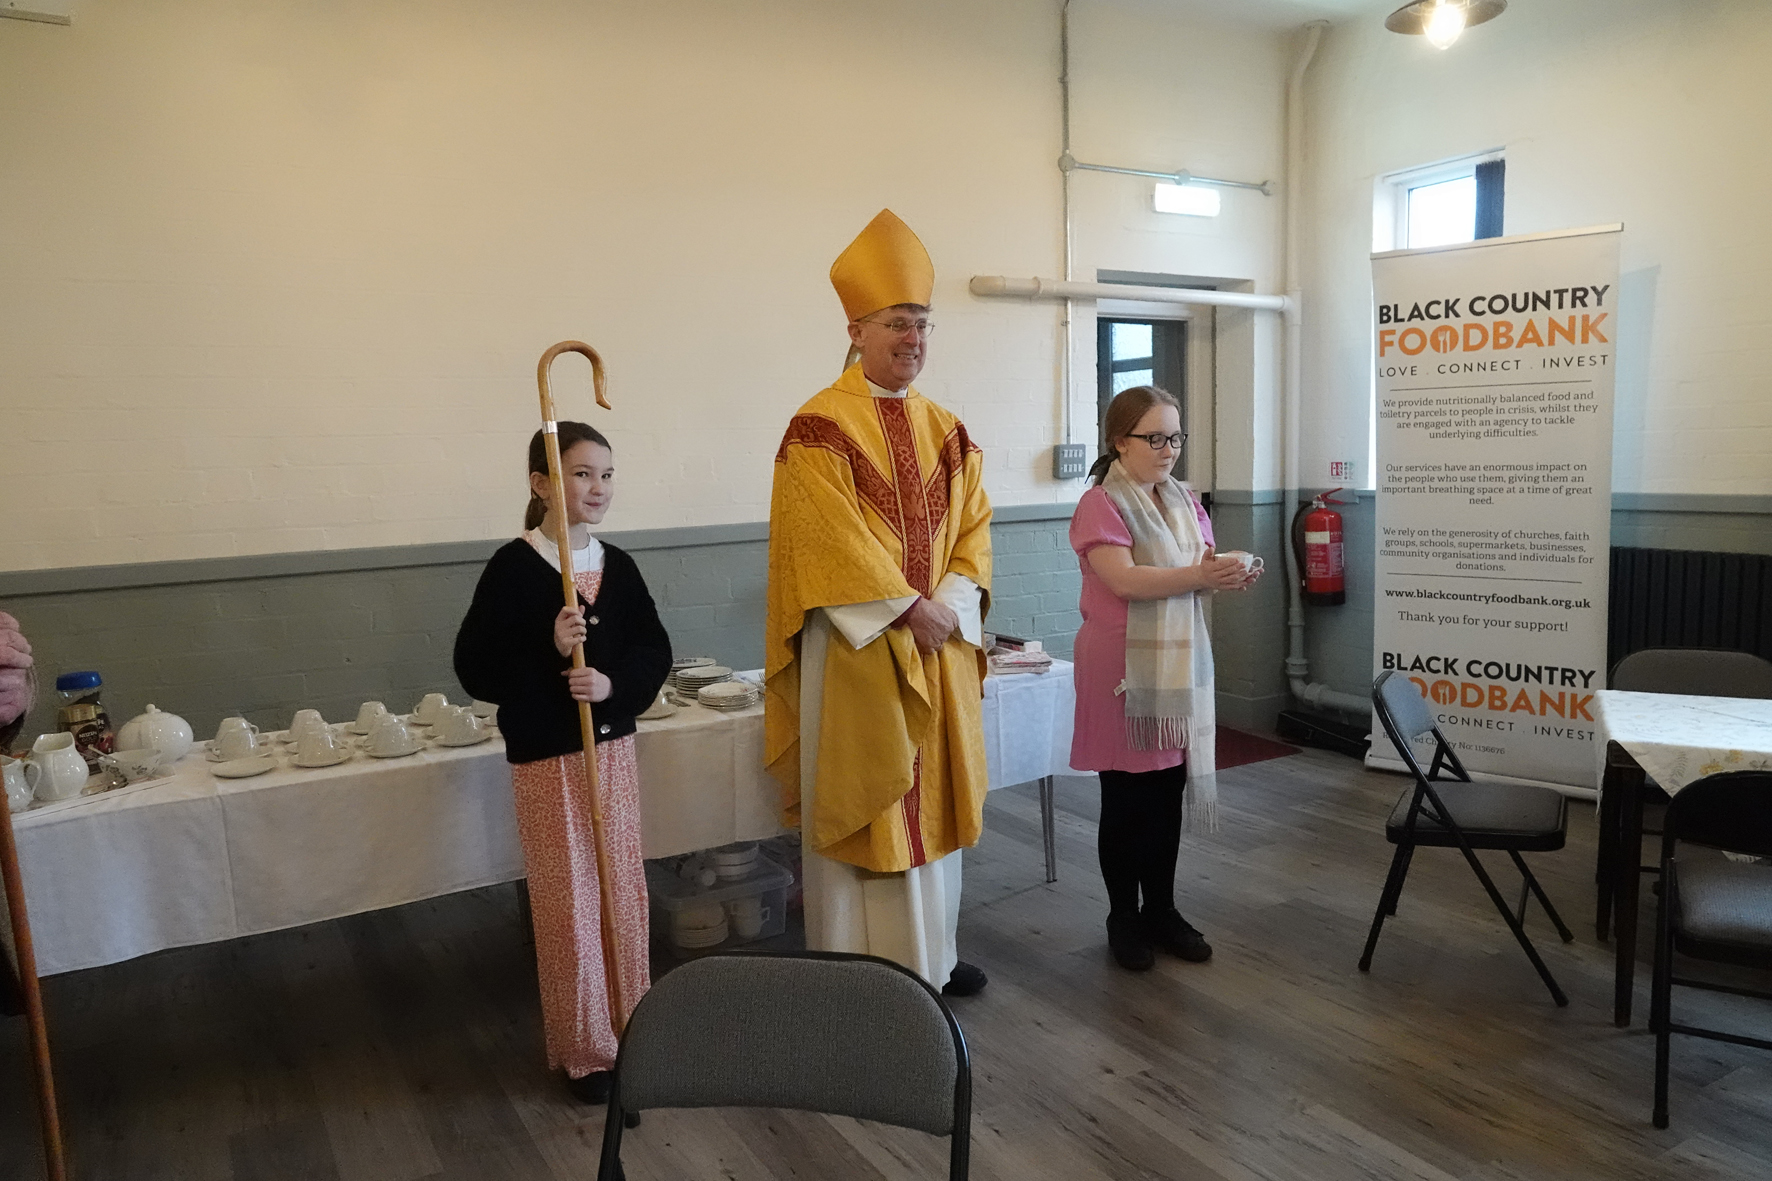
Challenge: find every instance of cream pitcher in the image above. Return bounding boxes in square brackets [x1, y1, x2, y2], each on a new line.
[25, 732, 89, 803]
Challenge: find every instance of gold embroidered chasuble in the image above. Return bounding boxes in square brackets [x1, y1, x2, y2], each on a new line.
[765, 363, 993, 873]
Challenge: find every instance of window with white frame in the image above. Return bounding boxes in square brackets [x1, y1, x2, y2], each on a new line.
[1367, 152, 1506, 484]
[1373, 152, 1505, 253]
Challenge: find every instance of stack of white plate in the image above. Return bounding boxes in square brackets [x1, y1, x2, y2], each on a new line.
[669, 656, 716, 691]
[675, 664, 733, 694]
[698, 681, 759, 711]
[711, 841, 760, 880]
[671, 902, 728, 950]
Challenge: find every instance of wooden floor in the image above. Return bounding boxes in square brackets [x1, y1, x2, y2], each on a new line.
[5, 747, 1771, 1179]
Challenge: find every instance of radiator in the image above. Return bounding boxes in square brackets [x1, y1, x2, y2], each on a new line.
[1608, 546, 1772, 672]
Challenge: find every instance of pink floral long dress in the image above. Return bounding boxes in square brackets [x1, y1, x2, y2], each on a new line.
[507, 568, 650, 1078]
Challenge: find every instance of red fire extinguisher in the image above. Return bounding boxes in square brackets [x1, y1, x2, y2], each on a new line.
[1291, 488, 1346, 606]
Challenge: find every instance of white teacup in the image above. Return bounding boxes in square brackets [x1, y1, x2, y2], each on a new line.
[288, 709, 328, 742]
[355, 701, 389, 731]
[470, 699, 499, 721]
[367, 716, 420, 756]
[435, 707, 485, 744]
[215, 725, 263, 761]
[25, 733, 89, 803]
[413, 693, 449, 725]
[1221, 550, 1264, 576]
[100, 748, 166, 784]
[725, 896, 771, 940]
[2, 756, 32, 813]
[216, 715, 259, 743]
[297, 723, 345, 758]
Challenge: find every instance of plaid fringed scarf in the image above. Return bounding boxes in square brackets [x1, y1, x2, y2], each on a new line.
[1101, 460, 1218, 831]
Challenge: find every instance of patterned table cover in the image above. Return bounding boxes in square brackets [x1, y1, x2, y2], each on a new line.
[1593, 689, 1772, 792]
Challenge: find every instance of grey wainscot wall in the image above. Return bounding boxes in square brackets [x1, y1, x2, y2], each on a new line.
[3, 496, 1765, 745]
[0, 506, 1082, 743]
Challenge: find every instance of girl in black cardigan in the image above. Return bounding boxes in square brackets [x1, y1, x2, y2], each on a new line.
[454, 422, 670, 1105]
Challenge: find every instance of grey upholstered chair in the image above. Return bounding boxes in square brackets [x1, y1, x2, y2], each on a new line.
[1611, 647, 1772, 700]
[1651, 770, 1772, 1128]
[597, 951, 971, 1180]
[1361, 670, 1574, 1006]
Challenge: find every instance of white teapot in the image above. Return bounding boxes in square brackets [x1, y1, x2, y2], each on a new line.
[115, 704, 195, 763]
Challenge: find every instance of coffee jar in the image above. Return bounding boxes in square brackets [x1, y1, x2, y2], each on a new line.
[56, 670, 114, 772]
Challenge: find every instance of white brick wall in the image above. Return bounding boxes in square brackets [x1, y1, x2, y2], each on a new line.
[1, 0, 1288, 571]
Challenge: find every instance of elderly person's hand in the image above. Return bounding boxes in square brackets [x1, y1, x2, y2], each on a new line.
[0, 612, 35, 729]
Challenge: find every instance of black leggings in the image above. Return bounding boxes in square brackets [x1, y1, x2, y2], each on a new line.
[1097, 763, 1187, 918]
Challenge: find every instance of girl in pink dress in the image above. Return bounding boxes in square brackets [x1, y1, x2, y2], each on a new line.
[1069, 387, 1259, 971]
[454, 423, 671, 1103]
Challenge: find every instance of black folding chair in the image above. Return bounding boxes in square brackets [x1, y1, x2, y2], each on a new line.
[598, 950, 971, 1180]
[1360, 670, 1575, 1006]
[1651, 770, 1772, 1128]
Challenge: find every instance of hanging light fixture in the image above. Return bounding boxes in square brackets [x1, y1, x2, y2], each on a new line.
[1386, 0, 1507, 50]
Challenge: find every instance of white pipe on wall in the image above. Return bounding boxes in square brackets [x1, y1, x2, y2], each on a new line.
[971, 275, 1289, 312]
[1281, 20, 1367, 718]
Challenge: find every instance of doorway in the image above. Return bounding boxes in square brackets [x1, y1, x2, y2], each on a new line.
[1096, 318, 1187, 479]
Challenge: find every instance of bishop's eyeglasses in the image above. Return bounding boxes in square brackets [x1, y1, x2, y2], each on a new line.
[861, 316, 935, 337]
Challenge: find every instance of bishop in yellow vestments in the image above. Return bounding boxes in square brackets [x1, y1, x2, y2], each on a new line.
[765, 210, 993, 993]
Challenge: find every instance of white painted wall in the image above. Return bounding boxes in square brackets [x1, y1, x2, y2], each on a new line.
[0, 0, 1289, 570]
[1301, 0, 1772, 497]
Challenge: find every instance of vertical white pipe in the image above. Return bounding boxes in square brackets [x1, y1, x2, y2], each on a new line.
[1060, 0, 1074, 446]
[1282, 21, 1368, 716]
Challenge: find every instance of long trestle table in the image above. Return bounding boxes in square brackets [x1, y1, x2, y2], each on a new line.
[7, 663, 1075, 976]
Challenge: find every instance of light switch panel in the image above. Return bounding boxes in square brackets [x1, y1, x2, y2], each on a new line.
[1053, 443, 1088, 480]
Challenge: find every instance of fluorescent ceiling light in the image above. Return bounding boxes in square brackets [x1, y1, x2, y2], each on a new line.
[1154, 183, 1220, 218]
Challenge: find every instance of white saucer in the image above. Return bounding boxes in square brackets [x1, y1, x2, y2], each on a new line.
[366, 743, 424, 759]
[639, 700, 678, 720]
[432, 732, 492, 748]
[206, 742, 271, 762]
[212, 756, 276, 779]
[292, 748, 352, 768]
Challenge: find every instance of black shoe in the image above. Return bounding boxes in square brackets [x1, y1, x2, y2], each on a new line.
[942, 960, 988, 996]
[564, 1070, 612, 1105]
[1143, 907, 1212, 962]
[1106, 913, 1155, 971]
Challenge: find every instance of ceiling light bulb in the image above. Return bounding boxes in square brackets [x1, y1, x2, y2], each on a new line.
[1424, 1, 1466, 49]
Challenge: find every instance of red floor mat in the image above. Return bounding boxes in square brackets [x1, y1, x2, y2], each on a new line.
[1216, 725, 1300, 770]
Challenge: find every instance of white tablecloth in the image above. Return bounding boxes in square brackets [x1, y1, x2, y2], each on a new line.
[981, 660, 1076, 788]
[1593, 690, 1772, 793]
[10, 662, 1075, 976]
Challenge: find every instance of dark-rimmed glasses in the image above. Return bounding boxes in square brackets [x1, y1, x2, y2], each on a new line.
[1130, 431, 1187, 451]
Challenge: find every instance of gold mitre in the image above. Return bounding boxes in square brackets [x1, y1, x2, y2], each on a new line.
[830, 209, 934, 321]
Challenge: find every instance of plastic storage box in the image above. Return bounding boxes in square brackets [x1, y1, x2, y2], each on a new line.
[646, 856, 793, 958]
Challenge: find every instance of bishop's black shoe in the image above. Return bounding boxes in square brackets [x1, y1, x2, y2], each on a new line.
[942, 960, 989, 996]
